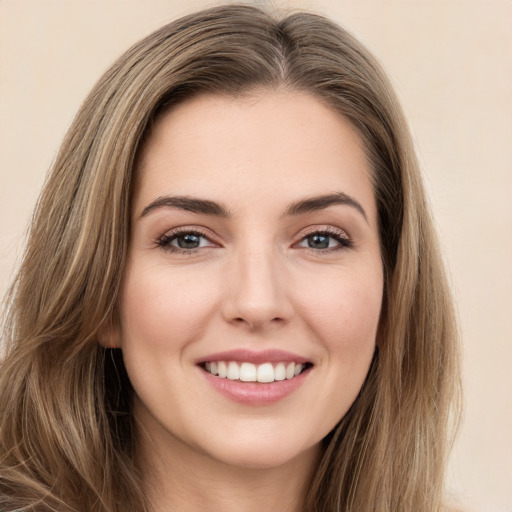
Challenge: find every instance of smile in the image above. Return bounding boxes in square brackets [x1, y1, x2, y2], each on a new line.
[203, 361, 309, 383]
[197, 349, 314, 405]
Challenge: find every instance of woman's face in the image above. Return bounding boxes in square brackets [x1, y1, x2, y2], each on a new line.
[115, 90, 383, 470]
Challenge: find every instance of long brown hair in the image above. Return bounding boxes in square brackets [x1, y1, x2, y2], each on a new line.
[0, 4, 460, 511]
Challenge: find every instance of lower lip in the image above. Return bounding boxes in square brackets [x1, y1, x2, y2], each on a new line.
[200, 367, 311, 405]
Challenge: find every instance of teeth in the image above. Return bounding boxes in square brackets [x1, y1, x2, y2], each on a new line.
[239, 362, 257, 382]
[217, 361, 227, 378]
[274, 362, 286, 381]
[257, 362, 274, 383]
[204, 361, 307, 383]
[285, 362, 295, 379]
[227, 361, 239, 380]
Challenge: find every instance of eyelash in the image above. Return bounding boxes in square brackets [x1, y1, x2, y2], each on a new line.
[156, 227, 216, 255]
[156, 226, 353, 255]
[296, 227, 353, 252]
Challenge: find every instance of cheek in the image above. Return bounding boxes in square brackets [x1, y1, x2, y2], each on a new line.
[290, 267, 382, 442]
[118, 263, 219, 350]
[296, 266, 383, 362]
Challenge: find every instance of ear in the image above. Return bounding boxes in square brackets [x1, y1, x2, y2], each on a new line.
[97, 318, 122, 349]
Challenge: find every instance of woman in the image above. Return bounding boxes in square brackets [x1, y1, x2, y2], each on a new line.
[0, 4, 460, 511]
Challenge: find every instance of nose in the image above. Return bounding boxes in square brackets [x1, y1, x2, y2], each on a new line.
[220, 244, 294, 331]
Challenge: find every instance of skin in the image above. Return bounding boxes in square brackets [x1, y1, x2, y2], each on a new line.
[105, 90, 383, 512]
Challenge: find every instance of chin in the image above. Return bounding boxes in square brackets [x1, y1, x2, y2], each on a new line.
[189, 424, 323, 472]
[210, 442, 320, 472]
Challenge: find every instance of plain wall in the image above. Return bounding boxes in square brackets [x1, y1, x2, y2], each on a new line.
[1, 1, 511, 510]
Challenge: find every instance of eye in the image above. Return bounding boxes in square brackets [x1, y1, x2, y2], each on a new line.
[295, 229, 352, 251]
[157, 228, 217, 253]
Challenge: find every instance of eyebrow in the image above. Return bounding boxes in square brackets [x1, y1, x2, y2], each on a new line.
[140, 196, 230, 218]
[140, 192, 367, 222]
[284, 192, 368, 222]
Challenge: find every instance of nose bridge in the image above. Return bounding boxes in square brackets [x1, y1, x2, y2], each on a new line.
[223, 236, 291, 329]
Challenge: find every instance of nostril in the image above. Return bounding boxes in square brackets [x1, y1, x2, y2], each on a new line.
[232, 316, 286, 329]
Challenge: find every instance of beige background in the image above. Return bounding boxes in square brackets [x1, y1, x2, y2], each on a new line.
[1, 1, 511, 510]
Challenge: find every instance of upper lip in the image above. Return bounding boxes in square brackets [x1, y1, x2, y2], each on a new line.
[197, 349, 311, 365]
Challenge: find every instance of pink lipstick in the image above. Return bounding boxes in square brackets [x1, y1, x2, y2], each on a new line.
[197, 349, 313, 405]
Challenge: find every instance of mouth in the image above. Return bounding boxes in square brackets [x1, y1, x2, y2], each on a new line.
[200, 360, 313, 383]
[196, 349, 314, 404]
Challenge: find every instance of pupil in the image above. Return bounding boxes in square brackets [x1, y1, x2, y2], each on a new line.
[308, 234, 329, 249]
[178, 234, 200, 249]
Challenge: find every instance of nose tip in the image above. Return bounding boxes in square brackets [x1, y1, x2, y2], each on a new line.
[221, 250, 293, 331]
[230, 303, 288, 331]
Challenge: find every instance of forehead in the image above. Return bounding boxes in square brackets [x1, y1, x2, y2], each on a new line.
[134, 90, 376, 221]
